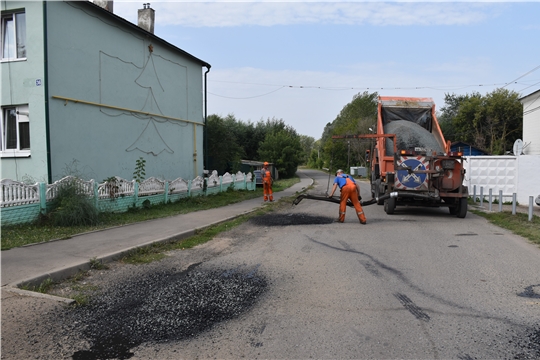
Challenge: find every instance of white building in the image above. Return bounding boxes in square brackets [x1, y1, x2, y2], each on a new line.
[519, 89, 540, 155]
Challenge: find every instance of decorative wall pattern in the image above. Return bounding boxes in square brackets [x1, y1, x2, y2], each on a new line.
[99, 50, 190, 156]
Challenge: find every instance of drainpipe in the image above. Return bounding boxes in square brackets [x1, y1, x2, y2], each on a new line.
[43, 1, 52, 184]
[203, 65, 211, 173]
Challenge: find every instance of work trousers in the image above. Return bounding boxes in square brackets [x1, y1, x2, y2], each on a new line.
[263, 181, 273, 201]
[339, 183, 366, 223]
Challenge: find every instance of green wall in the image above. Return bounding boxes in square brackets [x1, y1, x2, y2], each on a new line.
[45, 1, 206, 183]
[0, 1, 48, 182]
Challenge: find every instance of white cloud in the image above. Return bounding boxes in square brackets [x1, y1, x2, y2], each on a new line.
[113, 2, 499, 28]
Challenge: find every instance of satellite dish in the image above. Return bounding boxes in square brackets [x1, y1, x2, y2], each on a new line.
[513, 139, 524, 156]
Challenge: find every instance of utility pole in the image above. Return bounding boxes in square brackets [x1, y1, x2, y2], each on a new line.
[347, 141, 350, 171]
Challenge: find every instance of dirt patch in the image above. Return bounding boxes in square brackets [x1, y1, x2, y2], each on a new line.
[1, 288, 86, 359]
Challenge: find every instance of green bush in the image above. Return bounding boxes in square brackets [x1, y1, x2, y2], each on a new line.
[49, 180, 99, 227]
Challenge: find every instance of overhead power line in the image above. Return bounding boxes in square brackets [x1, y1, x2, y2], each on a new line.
[501, 64, 540, 89]
[208, 78, 540, 100]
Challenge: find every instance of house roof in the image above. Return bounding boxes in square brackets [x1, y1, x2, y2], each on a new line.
[241, 160, 273, 166]
[451, 141, 490, 154]
[519, 88, 540, 101]
[81, 1, 211, 69]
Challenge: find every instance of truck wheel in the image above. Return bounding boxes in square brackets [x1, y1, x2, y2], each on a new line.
[457, 198, 468, 218]
[384, 197, 396, 214]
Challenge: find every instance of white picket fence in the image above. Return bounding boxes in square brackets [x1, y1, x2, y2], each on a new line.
[1, 170, 253, 208]
[0, 179, 41, 207]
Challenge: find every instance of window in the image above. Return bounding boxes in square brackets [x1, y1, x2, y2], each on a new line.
[1, 105, 30, 157]
[1, 11, 26, 60]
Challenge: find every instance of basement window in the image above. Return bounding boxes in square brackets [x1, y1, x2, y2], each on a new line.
[1, 11, 26, 60]
[1, 105, 30, 157]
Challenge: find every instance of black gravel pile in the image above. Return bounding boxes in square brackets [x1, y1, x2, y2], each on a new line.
[384, 120, 444, 156]
[66, 265, 267, 359]
[513, 327, 540, 359]
[250, 212, 334, 226]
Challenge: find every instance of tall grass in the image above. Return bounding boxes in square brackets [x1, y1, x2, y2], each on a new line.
[47, 179, 99, 227]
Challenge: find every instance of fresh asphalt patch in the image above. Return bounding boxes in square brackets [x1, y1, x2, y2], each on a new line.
[513, 327, 540, 359]
[249, 212, 334, 226]
[62, 264, 268, 359]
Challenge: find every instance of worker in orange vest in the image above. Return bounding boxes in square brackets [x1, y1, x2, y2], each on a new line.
[262, 162, 274, 202]
[328, 169, 366, 224]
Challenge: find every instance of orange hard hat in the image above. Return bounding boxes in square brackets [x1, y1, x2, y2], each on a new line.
[264, 162, 269, 166]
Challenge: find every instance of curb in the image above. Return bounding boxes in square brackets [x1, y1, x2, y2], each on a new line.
[3, 286, 75, 304]
[2, 177, 314, 302]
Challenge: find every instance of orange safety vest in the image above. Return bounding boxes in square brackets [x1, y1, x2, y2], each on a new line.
[262, 168, 272, 182]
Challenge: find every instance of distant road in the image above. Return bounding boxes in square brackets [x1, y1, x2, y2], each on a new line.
[135, 168, 540, 359]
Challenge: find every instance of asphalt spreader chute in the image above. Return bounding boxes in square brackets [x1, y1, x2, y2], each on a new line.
[293, 194, 379, 207]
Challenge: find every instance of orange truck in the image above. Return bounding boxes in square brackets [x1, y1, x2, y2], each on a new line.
[370, 96, 468, 217]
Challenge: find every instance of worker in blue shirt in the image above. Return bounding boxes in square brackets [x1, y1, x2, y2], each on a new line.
[328, 169, 366, 224]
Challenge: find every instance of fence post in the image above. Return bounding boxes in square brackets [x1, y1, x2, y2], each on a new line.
[219, 175, 223, 193]
[512, 193, 517, 215]
[39, 182, 47, 214]
[94, 182, 99, 210]
[244, 173, 247, 190]
[498, 190, 503, 212]
[134, 182, 139, 207]
[488, 189, 493, 211]
[473, 185, 476, 203]
[188, 180, 192, 197]
[165, 182, 169, 203]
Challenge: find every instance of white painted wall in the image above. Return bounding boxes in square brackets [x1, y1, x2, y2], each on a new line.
[516, 155, 540, 206]
[463, 155, 540, 206]
[521, 90, 540, 155]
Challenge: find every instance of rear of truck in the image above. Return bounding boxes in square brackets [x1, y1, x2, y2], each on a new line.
[371, 96, 468, 217]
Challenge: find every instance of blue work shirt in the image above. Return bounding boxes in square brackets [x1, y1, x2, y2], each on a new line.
[334, 174, 356, 189]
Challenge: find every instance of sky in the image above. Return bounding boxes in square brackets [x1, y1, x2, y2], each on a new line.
[111, 1, 540, 140]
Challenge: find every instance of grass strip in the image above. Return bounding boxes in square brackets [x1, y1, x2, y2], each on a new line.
[471, 210, 540, 245]
[1, 177, 300, 250]
[121, 196, 293, 264]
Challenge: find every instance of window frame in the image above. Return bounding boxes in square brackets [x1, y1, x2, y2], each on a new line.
[1, 105, 31, 158]
[1, 10, 26, 61]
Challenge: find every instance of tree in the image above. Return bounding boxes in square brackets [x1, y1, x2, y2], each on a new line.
[206, 114, 243, 174]
[299, 135, 315, 165]
[482, 88, 522, 154]
[452, 93, 484, 147]
[307, 139, 323, 169]
[258, 126, 303, 178]
[208, 114, 311, 177]
[438, 93, 473, 140]
[441, 88, 522, 154]
[319, 91, 378, 171]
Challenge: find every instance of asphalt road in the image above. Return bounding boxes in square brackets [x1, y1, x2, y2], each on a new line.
[130, 169, 540, 358]
[2, 169, 539, 359]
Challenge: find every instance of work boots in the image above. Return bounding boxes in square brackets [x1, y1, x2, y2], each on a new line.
[357, 210, 367, 225]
